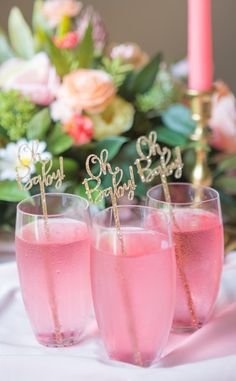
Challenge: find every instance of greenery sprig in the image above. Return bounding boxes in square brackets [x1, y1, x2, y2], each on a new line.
[0, 91, 37, 141]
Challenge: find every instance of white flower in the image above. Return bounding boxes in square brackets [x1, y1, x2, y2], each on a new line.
[50, 100, 74, 124]
[110, 43, 149, 69]
[0, 140, 51, 182]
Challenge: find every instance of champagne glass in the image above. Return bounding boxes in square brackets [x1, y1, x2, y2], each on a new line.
[15, 193, 91, 347]
[91, 205, 175, 366]
[147, 183, 224, 332]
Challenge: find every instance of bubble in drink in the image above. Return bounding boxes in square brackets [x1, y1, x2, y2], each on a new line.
[172, 209, 224, 329]
[91, 228, 175, 366]
[15, 218, 91, 346]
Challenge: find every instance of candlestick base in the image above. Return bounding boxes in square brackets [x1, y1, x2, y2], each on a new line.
[187, 89, 213, 187]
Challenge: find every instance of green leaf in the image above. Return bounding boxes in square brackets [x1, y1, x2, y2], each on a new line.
[0, 181, 29, 202]
[32, 24, 71, 76]
[33, 0, 53, 52]
[218, 154, 236, 173]
[32, 0, 43, 31]
[57, 158, 78, 176]
[126, 52, 162, 96]
[131, 111, 152, 137]
[182, 148, 195, 178]
[8, 7, 34, 59]
[112, 141, 137, 181]
[49, 135, 73, 155]
[43, 34, 71, 76]
[155, 126, 187, 147]
[0, 125, 9, 141]
[76, 23, 94, 68]
[218, 191, 236, 223]
[27, 109, 51, 140]
[47, 124, 73, 154]
[73, 183, 87, 198]
[47, 123, 62, 143]
[32, 0, 51, 33]
[95, 136, 129, 161]
[162, 104, 196, 136]
[0, 29, 14, 64]
[215, 176, 236, 194]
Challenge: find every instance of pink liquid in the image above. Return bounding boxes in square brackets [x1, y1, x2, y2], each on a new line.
[91, 228, 175, 366]
[15, 218, 91, 346]
[172, 209, 224, 330]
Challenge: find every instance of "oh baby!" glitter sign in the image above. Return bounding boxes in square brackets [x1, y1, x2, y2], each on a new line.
[16, 140, 65, 220]
[83, 131, 183, 207]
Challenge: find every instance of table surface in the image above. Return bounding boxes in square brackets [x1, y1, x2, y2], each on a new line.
[1, 254, 236, 381]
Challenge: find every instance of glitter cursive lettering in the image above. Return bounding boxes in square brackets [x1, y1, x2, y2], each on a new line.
[135, 131, 183, 184]
[82, 149, 136, 204]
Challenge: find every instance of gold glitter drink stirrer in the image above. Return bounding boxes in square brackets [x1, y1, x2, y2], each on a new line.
[82, 149, 144, 366]
[135, 131, 198, 330]
[16, 141, 66, 345]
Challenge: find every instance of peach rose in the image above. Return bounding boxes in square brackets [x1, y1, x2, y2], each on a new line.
[42, 0, 82, 28]
[209, 81, 236, 153]
[110, 43, 149, 69]
[57, 69, 116, 114]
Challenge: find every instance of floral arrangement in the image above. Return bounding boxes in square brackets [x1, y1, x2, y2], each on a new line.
[0, 0, 236, 246]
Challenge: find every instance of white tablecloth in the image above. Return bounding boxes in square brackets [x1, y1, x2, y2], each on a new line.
[1, 255, 236, 381]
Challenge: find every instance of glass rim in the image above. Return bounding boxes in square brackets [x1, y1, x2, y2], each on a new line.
[147, 182, 220, 207]
[92, 204, 172, 227]
[17, 192, 89, 217]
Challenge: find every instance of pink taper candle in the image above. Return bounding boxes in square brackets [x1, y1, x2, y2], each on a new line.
[188, 0, 213, 91]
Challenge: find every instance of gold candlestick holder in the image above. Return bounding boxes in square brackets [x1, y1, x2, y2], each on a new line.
[187, 89, 213, 187]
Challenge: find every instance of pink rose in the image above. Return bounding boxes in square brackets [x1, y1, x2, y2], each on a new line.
[42, 0, 82, 28]
[57, 69, 116, 114]
[209, 81, 236, 153]
[110, 43, 149, 69]
[0, 53, 60, 106]
[64, 114, 94, 145]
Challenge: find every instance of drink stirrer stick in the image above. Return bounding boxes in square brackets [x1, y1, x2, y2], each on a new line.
[83, 149, 143, 366]
[16, 141, 65, 345]
[160, 153, 198, 329]
[164, 182, 198, 329]
[135, 132, 198, 329]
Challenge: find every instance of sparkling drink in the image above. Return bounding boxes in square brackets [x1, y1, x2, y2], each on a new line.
[147, 183, 224, 331]
[91, 208, 175, 367]
[173, 209, 223, 329]
[15, 193, 91, 347]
